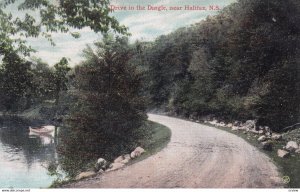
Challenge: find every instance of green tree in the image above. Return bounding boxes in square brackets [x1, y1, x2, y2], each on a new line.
[0, 52, 33, 112]
[58, 35, 146, 174]
[53, 57, 70, 104]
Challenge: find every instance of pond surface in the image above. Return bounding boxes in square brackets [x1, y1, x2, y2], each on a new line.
[0, 118, 58, 188]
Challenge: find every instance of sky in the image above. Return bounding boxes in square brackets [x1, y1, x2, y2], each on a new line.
[8, 0, 236, 66]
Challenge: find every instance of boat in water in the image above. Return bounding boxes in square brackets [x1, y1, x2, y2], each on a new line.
[29, 125, 55, 135]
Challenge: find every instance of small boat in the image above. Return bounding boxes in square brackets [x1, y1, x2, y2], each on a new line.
[29, 126, 54, 134]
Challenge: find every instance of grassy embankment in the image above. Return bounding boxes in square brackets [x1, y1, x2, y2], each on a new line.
[50, 120, 171, 188]
[129, 120, 171, 164]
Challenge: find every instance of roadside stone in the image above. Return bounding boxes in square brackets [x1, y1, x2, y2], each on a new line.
[271, 134, 282, 141]
[219, 122, 225, 127]
[261, 141, 272, 151]
[258, 130, 264, 134]
[120, 158, 130, 164]
[106, 163, 125, 172]
[258, 135, 267, 142]
[238, 126, 246, 130]
[286, 141, 299, 152]
[231, 126, 239, 131]
[227, 123, 233, 128]
[242, 120, 256, 130]
[130, 147, 145, 159]
[233, 121, 240, 126]
[249, 129, 259, 134]
[114, 155, 125, 163]
[209, 120, 218, 125]
[75, 171, 96, 180]
[295, 149, 300, 154]
[124, 154, 131, 160]
[277, 149, 289, 158]
[95, 158, 109, 171]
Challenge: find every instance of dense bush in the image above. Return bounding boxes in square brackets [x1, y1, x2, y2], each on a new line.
[58, 35, 147, 170]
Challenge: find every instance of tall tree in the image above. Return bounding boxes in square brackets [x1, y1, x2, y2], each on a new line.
[0, 52, 33, 112]
[59, 35, 147, 172]
[54, 57, 70, 104]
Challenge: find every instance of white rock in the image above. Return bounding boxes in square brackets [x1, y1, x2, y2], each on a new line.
[120, 158, 130, 164]
[75, 171, 96, 180]
[233, 121, 240, 126]
[231, 126, 239, 131]
[242, 120, 256, 130]
[130, 147, 145, 158]
[271, 134, 282, 140]
[249, 129, 259, 134]
[114, 155, 125, 163]
[219, 122, 225, 127]
[258, 135, 267, 142]
[97, 158, 107, 165]
[295, 149, 300, 154]
[209, 120, 218, 125]
[106, 163, 125, 172]
[130, 151, 137, 158]
[286, 141, 299, 152]
[95, 158, 108, 171]
[258, 130, 264, 134]
[277, 149, 289, 158]
[227, 123, 233, 128]
[124, 154, 131, 160]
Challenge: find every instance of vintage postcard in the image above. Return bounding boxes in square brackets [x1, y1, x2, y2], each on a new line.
[0, 0, 299, 190]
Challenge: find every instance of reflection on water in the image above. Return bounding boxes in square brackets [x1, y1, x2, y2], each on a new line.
[0, 118, 57, 188]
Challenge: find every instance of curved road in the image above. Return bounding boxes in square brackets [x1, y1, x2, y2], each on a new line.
[66, 114, 283, 188]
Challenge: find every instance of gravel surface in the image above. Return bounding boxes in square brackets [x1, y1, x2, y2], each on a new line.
[64, 114, 283, 188]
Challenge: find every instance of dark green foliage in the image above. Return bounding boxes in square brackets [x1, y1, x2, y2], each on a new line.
[0, 54, 73, 113]
[0, 52, 33, 111]
[58, 35, 147, 172]
[29, 57, 56, 101]
[138, 0, 300, 130]
[53, 57, 71, 104]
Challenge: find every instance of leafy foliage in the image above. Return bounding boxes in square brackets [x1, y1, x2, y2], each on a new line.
[0, 52, 33, 111]
[58, 35, 147, 171]
[0, 0, 128, 57]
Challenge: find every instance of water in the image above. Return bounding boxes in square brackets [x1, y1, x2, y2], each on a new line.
[0, 119, 58, 188]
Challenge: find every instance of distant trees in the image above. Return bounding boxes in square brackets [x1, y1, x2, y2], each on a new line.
[59, 35, 147, 166]
[30, 57, 56, 101]
[0, 0, 127, 113]
[138, 0, 300, 131]
[0, 54, 71, 113]
[53, 57, 71, 104]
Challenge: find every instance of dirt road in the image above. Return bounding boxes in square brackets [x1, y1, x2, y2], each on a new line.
[65, 114, 283, 188]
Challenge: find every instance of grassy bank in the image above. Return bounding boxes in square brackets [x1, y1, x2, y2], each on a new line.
[202, 122, 300, 188]
[128, 120, 171, 165]
[50, 120, 171, 188]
